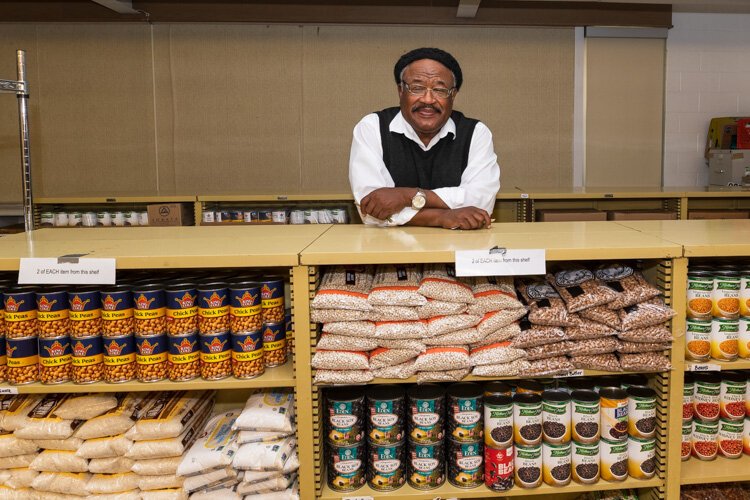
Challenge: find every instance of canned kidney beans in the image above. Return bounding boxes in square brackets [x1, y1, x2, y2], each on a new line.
[447, 382, 483, 442]
[693, 372, 721, 422]
[513, 392, 543, 446]
[447, 439, 483, 488]
[407, 384, 445, 445]
[407, 440, 445, 490]
[326, 387, 365, 446]
[366, 385, 405, 445]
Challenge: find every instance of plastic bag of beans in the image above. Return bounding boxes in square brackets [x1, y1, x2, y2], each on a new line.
[424, 327, 484, 346]
[521, 356, 576, 377]
[233, 391, 295, 433]
[566, 336, 619, 357]
[86, 473, 140, 494]
[31, 472, 90, 496]
[417, 299, 467, 319]
[516, 279, 577, 327]
[510, 322, 568, 349]
[416, 367, 471, 383]
[316, 334, 377, 352]
[369, 305, 420, 321]
[55, 394, 119, 421]
[469, 341, 527, 366]
[476, 308, 527, 336]
[311, 350, 369, 370]
[617, 324, 672, 343]
[618, 352, 672, 371]
[373, 320, 428, 339]
[471, 358, 531, 377]
[126, 391, 215, 441]
[1, 395, 46, 432]
[0, 487, 32, 500]
[524, 340, 574, 361]
[140, 489, 189, 500]
[371, 359, 417, 379]
[131, 456, 183, 476]
[0, 453, 36, 469]
[546, 267, 618, 312]
[470, 322, 521, 348]
[89, 456, 135, 474]
[570, 353, 621, 371]
[30, 450, 89, 473]
[33, 437, 83, 451]
[414, 347, 470, 372]
[321, 321, 375, 338]
[466, 276, 523, 316]
[189, 488, 239, 500]
[77, 434, 133, 459]
[417, 264, 474, 303]
[3, 468, 37, 489]
[368, 265, 427, 307]
[310, 266, 374, 312]
[0, 433, 38, 457]
[578, 306, 622, 330]
[595, 264, 661, 310]
[616, 340, 671, 353]
[313, 369, 373, 385]
[369, 348, 420, 369]
[618, 299, 676, 331]
[564, 318, 617, 340]
[177, 411, 240, 477]
[376, 339, 426, 351]
[425, 314, 481, 337]
[310, 309, 370, 323]
[138, 474, 184, 491]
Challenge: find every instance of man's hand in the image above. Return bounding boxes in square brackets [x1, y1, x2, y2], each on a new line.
[438, 207, 492, 230]
[359, 188, 412, 220]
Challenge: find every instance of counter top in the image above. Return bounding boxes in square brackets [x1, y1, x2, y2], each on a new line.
[616, 219, 750, 257]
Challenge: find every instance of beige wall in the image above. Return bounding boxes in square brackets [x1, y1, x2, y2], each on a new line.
[0, 23, 574, 201]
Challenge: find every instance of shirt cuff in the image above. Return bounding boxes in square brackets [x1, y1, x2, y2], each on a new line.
[431, 187, 465, 209]
[357, 205, 418, 227]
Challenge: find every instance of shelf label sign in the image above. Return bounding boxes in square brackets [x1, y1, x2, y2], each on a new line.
[0, 387, 19, 395]
[455, 248, 546, 277]
[18, 258, 116, 285]
[688, 363, 721, 372]
[554, 370, 584, 378]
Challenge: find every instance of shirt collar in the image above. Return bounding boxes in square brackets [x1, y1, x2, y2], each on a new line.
[389, 111, 456, 151]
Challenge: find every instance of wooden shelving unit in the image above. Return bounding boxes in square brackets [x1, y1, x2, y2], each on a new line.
[681, 455, 750, 486]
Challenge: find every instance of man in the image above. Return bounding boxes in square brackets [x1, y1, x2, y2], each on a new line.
[349, 47, 500, 230]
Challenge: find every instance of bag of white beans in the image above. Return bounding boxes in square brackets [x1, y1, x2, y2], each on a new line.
[417, 264, 474, 304]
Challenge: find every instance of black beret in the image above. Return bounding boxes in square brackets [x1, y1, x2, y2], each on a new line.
[394, 47, 463, 90]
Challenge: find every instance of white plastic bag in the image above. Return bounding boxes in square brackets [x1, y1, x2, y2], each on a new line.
[177, 411, 240, 477]
[126, 391, 214, 441]
[232, 438, 296, 471]
[77, 434, 132, 459]
[75, 394, 149, 440]
[233, 391, 294, 433]
[30, 450, 89, 473]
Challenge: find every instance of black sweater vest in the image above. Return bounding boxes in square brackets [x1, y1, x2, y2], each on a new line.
[376, 107, 478, 190]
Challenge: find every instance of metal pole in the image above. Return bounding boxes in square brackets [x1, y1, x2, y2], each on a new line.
[16, 50, 33, 232]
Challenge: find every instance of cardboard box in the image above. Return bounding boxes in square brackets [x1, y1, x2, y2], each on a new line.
[536, 209, 607, 222]
[705, 117, 744, 158]
[607, 210, 678, 221]
[146, 203, 194, 226]
[707, 149, 750, 186]
[688, 209, 750, 220]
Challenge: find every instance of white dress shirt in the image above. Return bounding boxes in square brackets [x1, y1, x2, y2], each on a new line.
[349, 111, 500, 226]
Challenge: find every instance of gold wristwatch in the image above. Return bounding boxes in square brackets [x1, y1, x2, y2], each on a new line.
[411, 189, 427, 210]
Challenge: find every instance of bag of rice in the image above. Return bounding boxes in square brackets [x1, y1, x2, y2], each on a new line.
[177, 411, 240, 477]
[233, 391, 294, 433]
[373, 320, 427, 339]
[0, 453, 36, 469]
[565, 318, 617, 340]
[12, 395, 82, 440]
[547, 267, 618, 312]
[619, 299, 676, 331]
[617, 324, 673, 343]
[578, 306, 622, 330]
[469, 322, 521, 349]
[86, 472, 139, 494]
[368, 265, 427, 307]
[476, 309, 527, 336]
[140, 489, 188, 500]
[0, 432, 38, 457]
[183, 467, 238, 492]
[516, 281, 576, 327]
[232, 437, 296, 471]
[55, 394, 119, 421]
[85, 491, 140, 500]
[125, 391, 214, 441]
[89, 456, 135, 474]
[425, 314, 481, 337]
[321, 321, 375, 338]
[313, 369, 373, 385]
[0, 395, 43, 431]
[236, 474, 296, 495]
[30, 450, 89, 473]
[0, 470, 8, 483]
[316, 334, 377, 352]
[369, 348, 420, 369]
[469, 342, 527, 366]
[417, 264, 474, 304]
[31, 471, 89, 496]
[310, 350, 369, 370]
[466, 276, 523, 316]
[524, 341, 574, 361]
[126, 406, 211, 460]
[0, 486, 31, 500]
[190, 489, 239, 500]
[242, 481, 300, 500]
[34, 437, 84, 451]
[310, 309, 370, 323]
[471, 359, 531, 377]
[75, 394, 152, 440]
[237, 430, 293, 446]
[510, 321, 568, 349]
[77, 434, 132, 459]
[369, 305, 420, 321]
[3, 468, 38, 489]
[241, 470, 285, 485]
[131, 456, 183, 476]
[139, 474, 185, 491]
[310, 266, 374, 312]
[595, 264, 661, 310]
[417, 299, 467, 319]
[371, 359, 417, 380]
[416, 368, 470, 383]
[414, 347, 470, 372]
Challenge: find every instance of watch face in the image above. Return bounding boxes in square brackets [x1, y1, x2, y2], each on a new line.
[413, 193, 426, 209]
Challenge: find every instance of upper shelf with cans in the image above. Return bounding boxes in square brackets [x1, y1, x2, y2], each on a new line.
[0, 272, 292, 389]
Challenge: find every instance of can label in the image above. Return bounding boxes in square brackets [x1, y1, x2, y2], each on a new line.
[744, 418, 750, 455]
[600, 438, 629, 481]
[71, 337, 104, 366]
[572, 441, 600, 484]
[327, 396, 364, 446]
[542, 399, 571, 444]
[691, 420, 719, 460]
[739, 317, 750, 359]
[4, 292, 36, 322]
[168, 333, 199, 364]
[198, 289, 229, 317]
[686, 319, 712, 362]
[136, 334, 168, 365]
[601, 396, 628, 441]
[682, 421, 692, 460]
[232, 331, 263, 362]
[133, 290, 166, 320]
[36, 291, 68, 322]
[711, 318, 739, 361]
[572, 399, 600, 443]
[741, 276, 750, 317]
[485, 403, 513, 448]
[368, 442, 404, 491]
[542, 441, 572, 486]
[6, 337, 38, 367]
[449, 396, 483, 442]
[628, 396, 657, 439]
[166, 289, 198, 318]
[485, 445, 514, 491]
[230, 286, 261, 317]
[447, 440, 483, 488]
[200, 332, 231, 363]
[261, 280, 285, 309]
[262, 324, 285, 353]
[39, 337, 72, 367]
[69, 291, 101, 321]
[687, 275, 713, 320]
[513, 400, 542, 446]
[101, 291, 134, 320]
[713, 275, 740, 319]
[328, 444, 366, 492]
[694, 380, 721, 421]
[514, 444, 542, 488]
[408, 396, 444, 444]
[627, 436, 656, 479]
[721, 379, 747, 421]
[718, 418, 743, 458]
[407, 441, 444, 490]
[369, 399, 404, 445]
[103, 336, 136, 366]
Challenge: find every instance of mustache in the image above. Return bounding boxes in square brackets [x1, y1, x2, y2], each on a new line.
[412, 104, 441, 113]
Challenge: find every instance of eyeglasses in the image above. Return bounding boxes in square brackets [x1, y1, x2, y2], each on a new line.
[401, 82, 455, 100]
